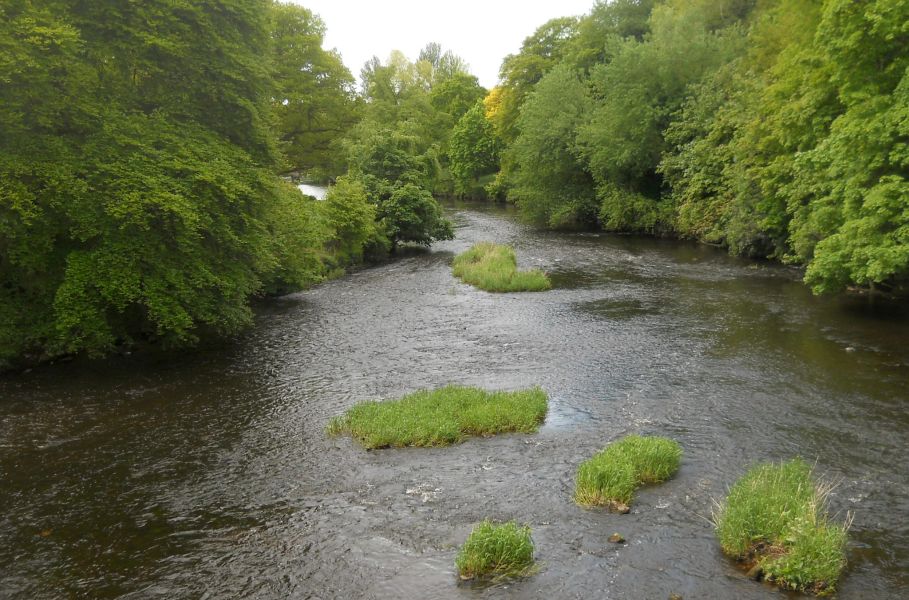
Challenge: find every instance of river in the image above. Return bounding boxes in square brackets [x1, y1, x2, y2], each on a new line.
[1, 202, 906, 599]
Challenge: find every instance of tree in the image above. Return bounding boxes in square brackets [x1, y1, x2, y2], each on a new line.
[507, 65, 597, 226]
[270, 2, 359, 179]
[448, 101, 501, 195]
[321, 176, 380, 265]
[377, 184, 454, 249]
[0, 0, 336, 364]
[430, 72, 486, 122]
[577, 0, 748, 232]
[343, 123, 453, 249]
[492, 17, 580, 144]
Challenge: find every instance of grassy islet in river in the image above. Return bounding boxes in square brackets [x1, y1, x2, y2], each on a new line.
[713, 458, 849, 595]
[456, 520, 536, 580]
[452, 242, 551, 292]
[327, 385, 548, 449]
[574, 435, 682, 511]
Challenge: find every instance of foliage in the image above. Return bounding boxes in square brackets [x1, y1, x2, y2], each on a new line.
[490, 0, 908, 294]
[326, 385, 548, 449]
[341, 46, 484, 243]
[452, 243, 551, 293]
[321, 176, 379, 266]
[0, 0, 386, 365]
[429, 72, 486, 122]
[507, 65, 597, 227]
[578, 1, 748, 232]
[492, 17, 580, 144]
[566, 0, 656, 73]
[376, 183, 454, 249]
[713, 459, 849, 594]
[0, 0, 320, 363]
[456, 521, 536, 580]
[448, 101, 501, 196]
[574, 435, 682, 510]
[270, 2, 358, 179]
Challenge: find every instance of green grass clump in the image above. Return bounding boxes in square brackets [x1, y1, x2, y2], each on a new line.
[713, 459, 850, 595]
[456, 520, 536, 580]
[574, 435, 682, 511]
[452, 242, 551, 292]
[327, 385, 548, 449]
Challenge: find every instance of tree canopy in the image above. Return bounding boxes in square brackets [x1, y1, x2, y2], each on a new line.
[473, 0, 909, 295]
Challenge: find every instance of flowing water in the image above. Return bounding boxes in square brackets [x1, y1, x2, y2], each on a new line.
[1, 202, 907, 599]
[297, 183, 327, 200]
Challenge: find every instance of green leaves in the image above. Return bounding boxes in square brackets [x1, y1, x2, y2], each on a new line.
[270, 2, 358, 178]
[448, 101, 501, 195]
[0, 0, 345, 363]
[507, 64, 597, 227]
[497, 0, 909, 293]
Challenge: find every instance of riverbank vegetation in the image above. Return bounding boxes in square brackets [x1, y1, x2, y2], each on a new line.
[4, 0, 905, 368]
[326, 385, 548, 449]
[0, 1, 468, 367]
[714, 459, 849, 595]
[452, 243, 551, 292]
[456, 520, 536, 580]
[469, 0, 909, 296]
[575, 435, 682, 511]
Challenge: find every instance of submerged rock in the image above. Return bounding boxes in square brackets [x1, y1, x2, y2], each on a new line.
[608, 533, 625, 543]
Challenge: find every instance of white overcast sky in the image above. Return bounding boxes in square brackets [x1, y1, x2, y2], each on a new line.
[288, 0, 598, 89]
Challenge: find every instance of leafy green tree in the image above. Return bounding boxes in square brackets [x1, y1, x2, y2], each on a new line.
[343, 123, 452, 249]
[0, 0, 335, 364]
[429, 72, 486, 122]
[377, 184, 454, 249]
[566, 0, 656, 73]
[507, 65, 597, 226]
[448, 101, 501, 196]
[321, 176, 381, 265]
[270, 2, 359, 179]
[659, 0, 823, 256]
[776, 0, 909, 293]
[418, 42, 470, 85]
[577, 0, 748, 232]
[493, 17, 580, 144]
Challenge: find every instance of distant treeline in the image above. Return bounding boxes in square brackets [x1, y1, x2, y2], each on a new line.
[480, 0, 908, 297]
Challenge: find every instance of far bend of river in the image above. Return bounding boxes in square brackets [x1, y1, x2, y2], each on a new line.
[297, 183, 327, 200]
[1, 202, 907, 599]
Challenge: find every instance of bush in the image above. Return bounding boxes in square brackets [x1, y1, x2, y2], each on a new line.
[327, 385, 548, 449]
[713, 459, 849, 594]
[452, 242, 551, 292]
[321, 176, 378, 266]
[574, 435, 682, 511]
[456, 520, 535, 580]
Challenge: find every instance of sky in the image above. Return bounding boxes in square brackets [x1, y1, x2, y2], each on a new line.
[289, 0, 597, 89]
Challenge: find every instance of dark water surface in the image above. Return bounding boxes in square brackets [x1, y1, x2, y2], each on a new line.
[1, 203, 907, 599]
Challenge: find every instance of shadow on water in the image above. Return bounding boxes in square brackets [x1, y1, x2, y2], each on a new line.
[1, 202, 907, 598]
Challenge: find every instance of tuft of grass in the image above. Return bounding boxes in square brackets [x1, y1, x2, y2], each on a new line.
[713, 458, 850, 595]
[452, 242, 551, 292]
[574, 435, 682, 511]
[456, 520, 536, 580]
[327, 385, 548, 449]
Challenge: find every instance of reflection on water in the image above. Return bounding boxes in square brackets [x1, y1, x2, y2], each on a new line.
[1, 201, 907, 599]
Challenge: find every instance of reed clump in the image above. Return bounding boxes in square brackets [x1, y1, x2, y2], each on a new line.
[713, 458, 849, 595]
[327, 385, 548, 449]
[574, 435, 682, 511]
[456, 520, 536, 580]
[452, 242, 551, 292]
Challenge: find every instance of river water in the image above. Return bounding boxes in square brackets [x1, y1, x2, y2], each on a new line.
[1, 202, 906, 599]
